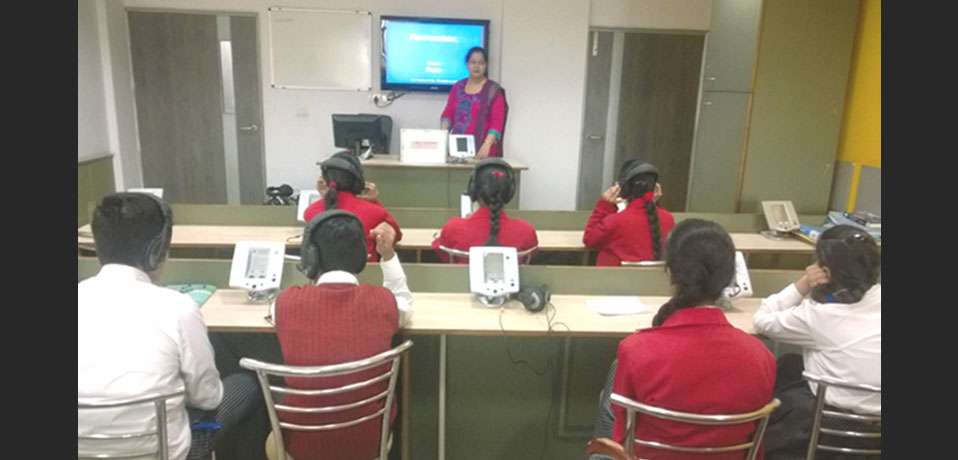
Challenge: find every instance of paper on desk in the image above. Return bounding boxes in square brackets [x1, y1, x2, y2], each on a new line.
[586, 297, 649, 316]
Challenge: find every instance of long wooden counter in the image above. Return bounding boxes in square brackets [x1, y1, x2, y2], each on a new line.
[202, 290, 761, 336]
[78, 225, 814, 259]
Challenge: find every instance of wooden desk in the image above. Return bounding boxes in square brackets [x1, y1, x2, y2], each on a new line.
[79, 225, 814, 261]
[201, 289, 761, 336]
[357, 156, 528, 208]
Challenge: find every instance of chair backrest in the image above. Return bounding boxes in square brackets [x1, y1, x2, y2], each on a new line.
[438, 245, 537, 264]
[803, 371, 881, 459]
[610, 393, 780, 460]
[620, 260, 665, 267]
[240, 339, 414, 460]
[78, 388, 185, 460]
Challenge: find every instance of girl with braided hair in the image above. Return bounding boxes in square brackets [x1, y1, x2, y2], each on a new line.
[755, 225, 881, 458]
[303, 151, 403, 261]
[431, 159, 537, 263]
[583, 161, 675, 266]
[610, 219, 776, 459]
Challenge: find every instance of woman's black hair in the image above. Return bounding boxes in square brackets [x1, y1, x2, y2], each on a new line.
[652, 219, 736, 327]
[322, 152, 365, 210]
[465, 46, 488, 64]
[475, 164, 514, 245]
[618, 161, 662, 260]
[810, 225, 881, 304]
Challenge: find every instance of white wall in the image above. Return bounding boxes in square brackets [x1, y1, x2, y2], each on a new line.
[94, 0, 712, 209]
[501, 0, 590, 209]
[590, 0, 711, 30]
[78, 0, 111, 161]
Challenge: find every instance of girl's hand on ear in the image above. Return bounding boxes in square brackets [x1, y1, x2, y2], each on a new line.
[654, 183, 663, 202]
[371, 222, 397, 261]
[601, 185, 621, 205]
[359, 182, 379, 202]
[795, 264, 830, 296]
[316, 178, 329, 195]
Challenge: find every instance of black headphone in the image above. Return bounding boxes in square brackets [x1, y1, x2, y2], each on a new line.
[514, 284, 551, 313]
[619, 162, 659, 185]
[321, 152, 366, 194]
[138, 193, 173, 273]
[298, 210, 366, 280]
[466, 158, 516, 203]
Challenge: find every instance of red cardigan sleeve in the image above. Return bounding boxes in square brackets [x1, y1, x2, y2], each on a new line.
[366, 199, 403, 243]
[583, 198, 618, 249]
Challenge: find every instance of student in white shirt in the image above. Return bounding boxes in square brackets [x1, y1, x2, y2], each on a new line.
[753, 225, 881, 458]
[78, 193, 268, 460]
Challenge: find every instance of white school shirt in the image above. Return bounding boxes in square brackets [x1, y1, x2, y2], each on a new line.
[754, 284, 881, 414]
[78, 264, 223, 460]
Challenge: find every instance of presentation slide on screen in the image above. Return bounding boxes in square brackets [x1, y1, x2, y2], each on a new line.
[384, 22, 485, 85]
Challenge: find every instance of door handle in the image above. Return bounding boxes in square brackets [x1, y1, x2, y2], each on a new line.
[587, 135, 603, 140]
[239, 124, 259, 133]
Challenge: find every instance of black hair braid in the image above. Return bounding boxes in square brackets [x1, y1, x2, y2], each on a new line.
[323, 187, 338, 210]
[653, 219, 736, 326]
[485, 197, 504, 246]
[645, 199, 662, 260]
[653, 267, 710, 326]
[322, 168, 360, 210]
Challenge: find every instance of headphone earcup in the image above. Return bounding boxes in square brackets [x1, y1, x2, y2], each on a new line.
[298, 219, 322, 280]
[138, 194, 172, 273]
[517, 284, 551, 313]
[466, 171, 478, 202]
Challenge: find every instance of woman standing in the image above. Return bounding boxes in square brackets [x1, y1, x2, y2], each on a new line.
[440, 47, 507, 159]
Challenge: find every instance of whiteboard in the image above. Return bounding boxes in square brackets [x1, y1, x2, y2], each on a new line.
[267, 7, 372, 91]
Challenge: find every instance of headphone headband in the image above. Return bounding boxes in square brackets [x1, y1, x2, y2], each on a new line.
[466, 159, 516, 203]
[321, 152, 366, 192]
[620, 162, 659, 185]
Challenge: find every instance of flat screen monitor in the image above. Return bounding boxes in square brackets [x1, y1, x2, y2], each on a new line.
[332, 113, 392, 155]
[380, 16, 489, 93]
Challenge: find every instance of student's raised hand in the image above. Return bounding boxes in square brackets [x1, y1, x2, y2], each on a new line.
[795, 263, 830, 296]
[359, 182, 379, 202]
[371, 222, 397, 261]
[316, 177, 329, 196]
[601, 184, 621, 205]
[654, 183, 663, 202]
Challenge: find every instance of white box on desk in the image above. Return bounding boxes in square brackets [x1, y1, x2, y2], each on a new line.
[400, 129, 447, 164]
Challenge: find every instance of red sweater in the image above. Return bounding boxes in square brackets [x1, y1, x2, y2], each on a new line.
[431, 207, 538, 263]
[303, 192, 403, 261]
[613, 307, 776, 459]
[583, 198, 675, 266]
[274, 283, 399, 460]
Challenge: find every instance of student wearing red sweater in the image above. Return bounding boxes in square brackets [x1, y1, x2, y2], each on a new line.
[431, 158, 537, 263]
[606, 219, 776, 459]
[583, 161, 675, 266]
[303, 152, 402, 261]
[272, 210, 412, 460]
